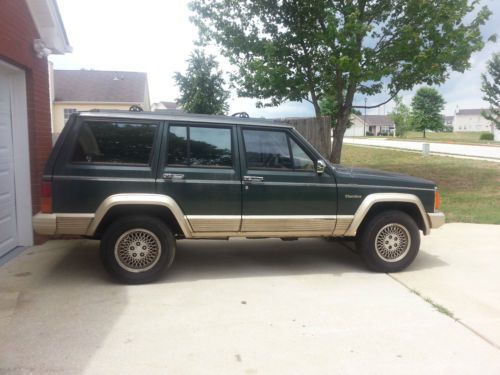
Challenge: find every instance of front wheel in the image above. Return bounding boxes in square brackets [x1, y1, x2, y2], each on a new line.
[100, 216, 176, 284]
[356, 210, 420, 272]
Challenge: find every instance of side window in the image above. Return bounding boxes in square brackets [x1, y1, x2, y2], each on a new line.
[71, 121, 158, 165]
[166, 125, 233, 168]
[290, 138, 315, 171]
[243, 129, 292, 169]
[167, 126, 188, 165]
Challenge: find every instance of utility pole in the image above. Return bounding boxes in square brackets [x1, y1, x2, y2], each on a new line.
[364, 97, 367, 136]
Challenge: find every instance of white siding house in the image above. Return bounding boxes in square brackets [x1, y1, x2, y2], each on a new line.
[452, 109, 494, 132]
[344, 114, 395, 137]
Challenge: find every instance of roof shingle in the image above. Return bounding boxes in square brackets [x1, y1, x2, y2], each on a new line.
[54, 70, 148, 103]
[456, 108, 490, 116]
[361, 115, 395, 126]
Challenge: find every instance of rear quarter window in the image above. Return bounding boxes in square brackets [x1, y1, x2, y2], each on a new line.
[71, 121, 158, 165]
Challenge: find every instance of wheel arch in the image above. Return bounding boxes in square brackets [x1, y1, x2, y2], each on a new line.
[345, 193, 430, 237]
[87, 194, 192, 238]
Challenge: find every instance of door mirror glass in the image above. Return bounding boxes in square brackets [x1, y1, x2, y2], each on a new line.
[316, 160, 326, 175]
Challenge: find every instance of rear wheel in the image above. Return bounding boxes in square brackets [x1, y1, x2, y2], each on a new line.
[100, 215, 176, 284]
[356, 210, 420, 272]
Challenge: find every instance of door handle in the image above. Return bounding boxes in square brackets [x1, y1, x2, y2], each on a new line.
[243, 175, 264, 183]
[163, 173, 185, 180]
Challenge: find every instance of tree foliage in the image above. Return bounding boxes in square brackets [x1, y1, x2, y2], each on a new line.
[481, 52, 500, 130]
[389, 96, 411, 137]
[190, 0, 491, 162]
[410, 87, 445, 138]
[174, 50, 229, 115]
[319, 95, 360, 128]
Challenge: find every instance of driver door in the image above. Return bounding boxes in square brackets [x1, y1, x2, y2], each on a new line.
[239, 127, 337, 235]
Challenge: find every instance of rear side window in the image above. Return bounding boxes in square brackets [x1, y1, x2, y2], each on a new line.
[72, 121, 158, 165]
[167, 125, 233, 168]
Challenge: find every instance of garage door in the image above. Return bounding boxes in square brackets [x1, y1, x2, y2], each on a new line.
[0, 73, 18, 257]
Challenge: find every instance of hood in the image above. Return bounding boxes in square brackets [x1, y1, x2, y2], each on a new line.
[332, 164, 436, 190]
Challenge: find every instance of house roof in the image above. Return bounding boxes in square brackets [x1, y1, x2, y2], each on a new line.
[54, 70, 148, 103]
[456, 108, 490, 116]
[360, 115, 395, 127]
[160, 101, 178, 109]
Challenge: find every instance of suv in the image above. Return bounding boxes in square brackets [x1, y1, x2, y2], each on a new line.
[33, 111, 445, 283]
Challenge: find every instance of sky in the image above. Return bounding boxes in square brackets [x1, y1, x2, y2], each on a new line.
[50, 0, 500, 118]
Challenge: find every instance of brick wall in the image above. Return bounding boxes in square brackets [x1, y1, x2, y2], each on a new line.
[0, 0, 53, 243]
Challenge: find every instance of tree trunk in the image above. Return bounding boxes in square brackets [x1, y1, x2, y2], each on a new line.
[330, 112, 349, 163]
[423, 128, 426, 138]
[313, 100, 321, 118]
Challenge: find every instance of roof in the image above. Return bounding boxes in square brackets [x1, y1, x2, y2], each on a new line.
[25, 0, 71, 54]
[456, 109, 490, 116]
[161, 101, 178, 109]
[76, 110, 292, 128]
[54, 70, 148, 103]
[355, 115, 395, 126]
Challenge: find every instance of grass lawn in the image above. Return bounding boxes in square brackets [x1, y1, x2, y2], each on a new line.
[342, 145, 500, 224]
[395, 131, 499, 145]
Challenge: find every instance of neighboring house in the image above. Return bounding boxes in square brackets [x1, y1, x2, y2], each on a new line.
[444, 116, 454, 129]
[0, 0, 71, 259]
[151, 101, 180, 111]
[52, 70, 151, 134]
[452, 109, 494, 132]
[345, 114, 395, 137]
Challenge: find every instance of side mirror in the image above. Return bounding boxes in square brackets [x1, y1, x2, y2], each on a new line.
[316, 160, 326, 175]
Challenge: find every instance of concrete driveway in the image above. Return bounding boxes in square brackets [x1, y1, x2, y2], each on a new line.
[344, 137, 500, 162]
[1, 224, 500, 374]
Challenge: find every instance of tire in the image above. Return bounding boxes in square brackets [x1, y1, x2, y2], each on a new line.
[100, 215, 176, 284]
[356, 210, 420, 272]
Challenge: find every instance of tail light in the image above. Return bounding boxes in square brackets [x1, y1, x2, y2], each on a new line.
[41, 181, 53, 213]
[434, 190, 441, 211]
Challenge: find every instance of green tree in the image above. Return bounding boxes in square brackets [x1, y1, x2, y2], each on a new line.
[190, 0, 492, 162]
[389, 96, 411, 137]
[481, 52, 500, 130]
[320, 95, 360, 129]
[174, 50, 229, 115]
[410, 87, 445, 138]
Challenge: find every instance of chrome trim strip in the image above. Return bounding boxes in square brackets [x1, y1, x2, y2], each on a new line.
[88, 194, 193, 237]
[337, 184, 436, 192]
[53, 175, 156, 183]
[344, 193, 431, 237]
[428, 212, 445, 229]
[261, 182, 337, 188]
[190, 231, 335, 238]
[182, 180, 241, 185]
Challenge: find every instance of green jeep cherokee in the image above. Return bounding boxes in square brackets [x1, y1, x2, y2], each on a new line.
[33, 110, 445, 283]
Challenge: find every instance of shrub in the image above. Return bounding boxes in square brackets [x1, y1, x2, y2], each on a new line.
[365, 131, 374, 136]
[479, 133, 494, 141]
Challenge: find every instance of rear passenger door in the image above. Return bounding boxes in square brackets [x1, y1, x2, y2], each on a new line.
[157, 122, 241, 233]
[239, 127, 337, 235]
